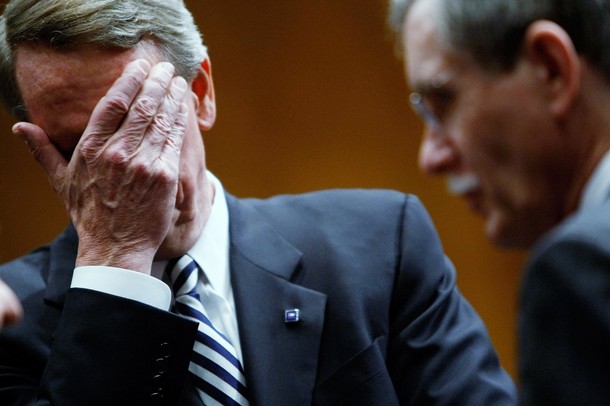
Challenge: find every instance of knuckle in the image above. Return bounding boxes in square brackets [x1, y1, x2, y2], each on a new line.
[164, 120, 187, 152]
[131, 97, 156, 120]
[152, 113, 173, 134]
[156, 168, 176, 185]
[125, 72, 145, 91]
[148, 73, 171, 89]
[169, 127, 186, 145]
[130, 160, 151, 177]
[120, 126, 146, 141]
[140, 165, 177, 191]
[104, 95, 131, 115]
[172, 110, 188, 135]
[104, 146, 130, 166]
[79, 136, 103, 157]
[165, 140, 182, 156]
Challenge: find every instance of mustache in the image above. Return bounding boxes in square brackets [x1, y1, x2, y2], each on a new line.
[447, 173, 480, 195]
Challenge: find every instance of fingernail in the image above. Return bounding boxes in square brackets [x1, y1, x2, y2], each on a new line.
[128, 59, 150, 75]
[12, 123, 24, 139]
[174, 76, 187, 90]
[157, 61, 175, 75]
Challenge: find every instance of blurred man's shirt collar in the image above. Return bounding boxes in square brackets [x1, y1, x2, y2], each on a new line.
[579, 150, 610, 211]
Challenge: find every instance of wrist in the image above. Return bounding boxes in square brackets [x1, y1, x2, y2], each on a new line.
[76, 242, 156, 275]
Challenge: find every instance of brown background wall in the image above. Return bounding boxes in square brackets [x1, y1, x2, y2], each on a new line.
[0, 0, 526, 379]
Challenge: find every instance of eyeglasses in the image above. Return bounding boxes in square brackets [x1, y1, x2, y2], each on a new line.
[409, 92, 441, 128]
[409, 70, 453, 129]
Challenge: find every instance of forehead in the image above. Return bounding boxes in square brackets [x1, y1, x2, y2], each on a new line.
[14, 42, 138, 103]
[13, 42, 161, 141]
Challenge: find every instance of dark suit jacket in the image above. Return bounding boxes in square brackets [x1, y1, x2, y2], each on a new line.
[519, 198, 610, 405]
[0, 190, 516, 405]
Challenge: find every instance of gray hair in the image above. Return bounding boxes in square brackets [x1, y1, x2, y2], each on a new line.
[389, 0, 610, 77]
[0, 0, 207, 120]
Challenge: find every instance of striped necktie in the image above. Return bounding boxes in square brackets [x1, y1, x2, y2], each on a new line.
[167, 254, 249, 406]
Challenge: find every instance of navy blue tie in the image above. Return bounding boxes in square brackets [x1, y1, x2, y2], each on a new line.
[167, 254, 249, 406]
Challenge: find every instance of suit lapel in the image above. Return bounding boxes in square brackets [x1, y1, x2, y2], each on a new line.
[227, 194, 327, 405]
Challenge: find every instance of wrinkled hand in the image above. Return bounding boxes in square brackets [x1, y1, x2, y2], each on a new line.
[14, 60, 189, 273]
[0, 279, 21, 329]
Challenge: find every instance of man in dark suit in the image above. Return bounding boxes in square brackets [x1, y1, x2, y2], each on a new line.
[0, 0, 516, 404]
[391, 0, 610, 404]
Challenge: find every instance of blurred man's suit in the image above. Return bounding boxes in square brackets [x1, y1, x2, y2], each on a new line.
[520, 191, 610, 405]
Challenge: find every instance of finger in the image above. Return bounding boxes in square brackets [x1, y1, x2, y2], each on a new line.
[13, 122, 68, 192]
[83, 59, 152, 139]
[0, 279, 22, 329]
[106, 62, 177, 158]
[162, 99, 189, 163]
[137, 75, 188, 155]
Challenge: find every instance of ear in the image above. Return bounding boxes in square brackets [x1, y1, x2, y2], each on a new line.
[522, 20, 581, 118]
[191, 58, 216, 131]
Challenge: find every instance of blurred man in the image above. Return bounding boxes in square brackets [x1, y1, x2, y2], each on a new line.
[0, 0, 516, 404]
[391, 0, 610, 404]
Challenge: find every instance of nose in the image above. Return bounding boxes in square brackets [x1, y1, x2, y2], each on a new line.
[418, 127, 460, 175]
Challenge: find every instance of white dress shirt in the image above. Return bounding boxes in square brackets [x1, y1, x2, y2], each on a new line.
[579, 149, 610, 211]
[71, 172, 243, 361]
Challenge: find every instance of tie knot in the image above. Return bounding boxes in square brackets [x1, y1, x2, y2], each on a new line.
[166, 254, 199, 296]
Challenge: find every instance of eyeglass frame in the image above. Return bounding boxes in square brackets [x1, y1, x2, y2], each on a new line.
[409, 92, 440, 128]
[408, 70, 454, 129]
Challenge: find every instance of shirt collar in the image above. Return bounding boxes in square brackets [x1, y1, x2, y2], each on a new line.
[187, 171, 231, 298]
[579, 149, 610, 211]
[151, 171, 231, 298]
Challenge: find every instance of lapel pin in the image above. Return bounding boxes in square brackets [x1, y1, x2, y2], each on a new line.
[284, 308, 301, 323]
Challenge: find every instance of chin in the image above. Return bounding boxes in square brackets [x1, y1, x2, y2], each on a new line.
[155, 229, 190, 260]
[485, 217, 537, 249]
[157, 213, 205, 260]
[485, 213, 517, 248]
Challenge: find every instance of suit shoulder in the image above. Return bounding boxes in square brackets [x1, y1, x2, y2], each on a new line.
[525, 202, 610, 294]
[244, 189, 425, 217]
[533, 202, 610, 256]
[0, 225, 75, 296]
[232, 189, 434, 251]
[0, 246, 50, 277]
[0, 245, 50, 301]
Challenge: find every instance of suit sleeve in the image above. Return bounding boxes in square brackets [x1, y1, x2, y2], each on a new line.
[37, 288, 197, 406]
[519, 232, 610, 405]
[389, 196, 517, 405]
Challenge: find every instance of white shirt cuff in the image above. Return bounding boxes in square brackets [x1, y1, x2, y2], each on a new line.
[71, 266, 171, 310]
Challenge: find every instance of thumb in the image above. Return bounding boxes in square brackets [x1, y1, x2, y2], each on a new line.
[0, 279, 22, 329]
[13, 122, 67, 192]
